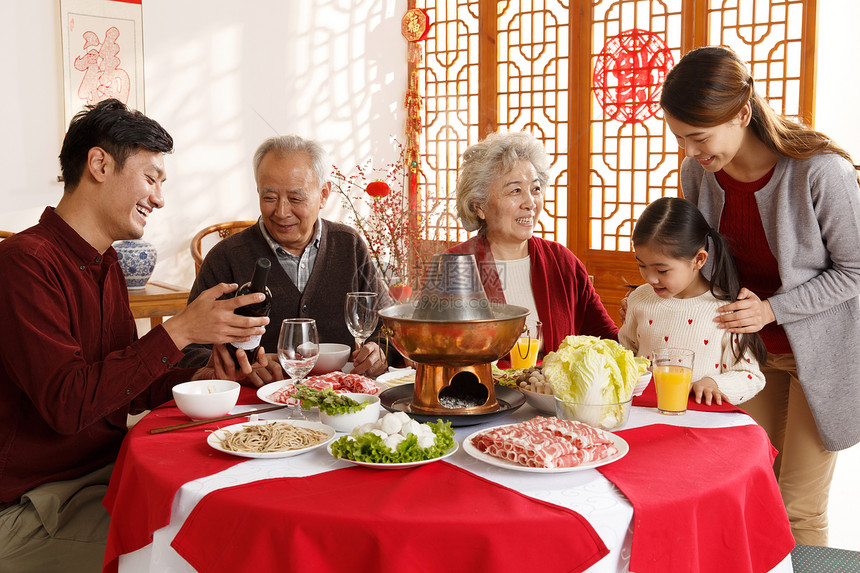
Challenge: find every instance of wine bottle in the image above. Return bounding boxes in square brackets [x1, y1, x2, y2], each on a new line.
[227, 258, 273, 364]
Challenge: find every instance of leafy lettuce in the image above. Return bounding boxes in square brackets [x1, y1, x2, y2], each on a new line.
[329, 420, 455, 464]
[544, 335, 649, 404]
[290, 386, 369, 416]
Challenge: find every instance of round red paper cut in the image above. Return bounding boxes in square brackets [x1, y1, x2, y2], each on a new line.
[592, 29, 673, 124]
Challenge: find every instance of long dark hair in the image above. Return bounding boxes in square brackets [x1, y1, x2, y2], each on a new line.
[633, 197, 767, 365]
[660, 46, 854, 165]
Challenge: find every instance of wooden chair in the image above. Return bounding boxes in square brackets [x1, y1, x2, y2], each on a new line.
[0, 231, 14, 240]
[190, 220, 256, 273]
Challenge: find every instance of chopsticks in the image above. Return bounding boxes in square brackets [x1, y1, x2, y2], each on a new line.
[149, 404, 288, 434]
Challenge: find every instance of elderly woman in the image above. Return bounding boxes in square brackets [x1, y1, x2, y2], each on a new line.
[448, 131, 618, 352]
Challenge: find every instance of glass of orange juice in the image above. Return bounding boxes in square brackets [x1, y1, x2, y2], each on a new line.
[510, 321, 542, 369]
[652, 348, 695, 415]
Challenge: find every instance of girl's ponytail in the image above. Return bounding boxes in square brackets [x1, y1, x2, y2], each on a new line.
[633, 197, 767, 365]
[704, 228, 768, 364]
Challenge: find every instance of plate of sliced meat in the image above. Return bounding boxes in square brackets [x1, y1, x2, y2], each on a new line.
[463, 416, 628, 473]
[257, 371, 383, 406]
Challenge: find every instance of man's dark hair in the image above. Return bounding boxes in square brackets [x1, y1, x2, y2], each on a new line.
[59, 99, 174, 190]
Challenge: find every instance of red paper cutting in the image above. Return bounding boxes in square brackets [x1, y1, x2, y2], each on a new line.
[592, 29, 673, 124]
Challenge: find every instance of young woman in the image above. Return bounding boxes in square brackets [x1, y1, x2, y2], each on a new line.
[660, 45, 860, 545]
[619, 197, 766, 406]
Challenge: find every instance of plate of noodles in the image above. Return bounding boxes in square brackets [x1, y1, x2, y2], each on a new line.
[207, 419, 336, 459]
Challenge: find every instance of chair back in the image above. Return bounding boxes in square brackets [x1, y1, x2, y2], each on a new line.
[190, 220, 256, 273]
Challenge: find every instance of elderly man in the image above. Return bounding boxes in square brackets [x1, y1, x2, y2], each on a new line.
[181, 135, 392, 380]
[0, 99, 269, 572]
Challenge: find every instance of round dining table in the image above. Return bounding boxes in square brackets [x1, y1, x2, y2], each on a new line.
[104, 383, 795, 573]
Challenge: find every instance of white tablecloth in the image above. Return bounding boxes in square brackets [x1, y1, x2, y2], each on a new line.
[118, 403, 793, 573]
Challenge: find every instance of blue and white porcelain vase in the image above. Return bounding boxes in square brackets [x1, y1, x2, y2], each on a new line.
[114, 239, 157, 289]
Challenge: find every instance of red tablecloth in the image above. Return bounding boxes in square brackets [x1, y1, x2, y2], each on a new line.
[170, 461, 609, 573]
[633, 379, 747, 414]
[102, 387, 260, 573]
[597, 424, 794, 573]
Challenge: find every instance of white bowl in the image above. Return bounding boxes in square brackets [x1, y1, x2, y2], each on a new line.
[521, 387, 555, 414]
[318, 392, 380, 433]
[172, 380, 240, 420]
[554, 396, 633, 431]
[310, 343, 352, 375]
[633, 372, 652, 396]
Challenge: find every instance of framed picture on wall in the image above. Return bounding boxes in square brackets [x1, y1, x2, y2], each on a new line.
[60, 0, 145, 127]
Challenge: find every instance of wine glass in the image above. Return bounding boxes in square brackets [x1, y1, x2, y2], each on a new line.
[344, 292, 379, 350]
[277, 318, 320, 419]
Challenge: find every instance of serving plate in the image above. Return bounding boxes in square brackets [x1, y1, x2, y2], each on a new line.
[520, 387, 555, 414]
[379, 384, 525, 427]
[257, 374, 384, 407]
[207, 419, 336, 459]
[257, 380, 294, 406]
[462, 424, 628, 473]
[327, 441, 459, 469]
[375, 368, 416, 389]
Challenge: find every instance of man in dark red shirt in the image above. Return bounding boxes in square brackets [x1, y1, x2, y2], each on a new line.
[0, 99, 271, 571]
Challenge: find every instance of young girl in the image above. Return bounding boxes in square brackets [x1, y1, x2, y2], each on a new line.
[660, 45, 860, 545]
[618, 197, 766, 406]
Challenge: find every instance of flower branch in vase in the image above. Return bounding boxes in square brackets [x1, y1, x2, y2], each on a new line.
[331, 140, 447, 303]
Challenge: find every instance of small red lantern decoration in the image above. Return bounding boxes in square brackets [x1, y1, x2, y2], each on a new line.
[389, 282, 413, 302]
[366, 180, 391, 199]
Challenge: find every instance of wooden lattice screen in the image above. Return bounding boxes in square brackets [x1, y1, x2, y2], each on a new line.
[417, 0, 816, 321]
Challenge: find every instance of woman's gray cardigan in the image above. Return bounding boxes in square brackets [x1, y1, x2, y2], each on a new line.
[681, 153, 860, 451]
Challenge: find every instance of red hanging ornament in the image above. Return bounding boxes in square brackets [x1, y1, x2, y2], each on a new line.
[388, 282, 413, 302]
[366, 180, 391, 199]
[401, 7, 430, 43]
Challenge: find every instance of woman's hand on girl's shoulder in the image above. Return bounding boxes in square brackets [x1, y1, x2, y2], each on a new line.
[714, 288, 775, 333]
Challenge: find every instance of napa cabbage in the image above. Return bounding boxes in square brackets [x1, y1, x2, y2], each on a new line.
[544, 335, 649, 424]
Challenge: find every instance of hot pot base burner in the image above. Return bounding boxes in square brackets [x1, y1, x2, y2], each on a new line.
[411, 363, 500, 415]
[379, 385, 526, 427]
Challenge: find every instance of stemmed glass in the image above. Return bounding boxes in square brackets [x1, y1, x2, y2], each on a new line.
[344, 292, 379, 350]
[277, 318, 319, 419]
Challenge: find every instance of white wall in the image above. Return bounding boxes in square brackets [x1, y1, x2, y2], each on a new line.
[0, 0, 858, 552]
[0, 0, 857, 291]
[0, 0, 408, 288]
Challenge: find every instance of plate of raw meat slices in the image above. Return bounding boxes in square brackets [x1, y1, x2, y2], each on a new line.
[257, 371, 383, 406]
[463, 416, 629, 473]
